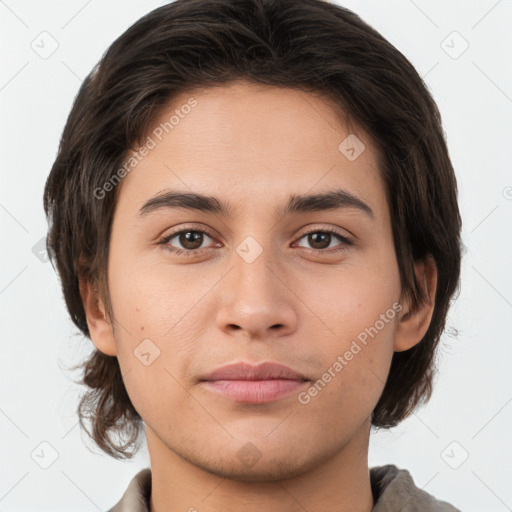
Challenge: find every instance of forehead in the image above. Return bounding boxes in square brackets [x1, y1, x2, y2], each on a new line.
[116, 81, 387, 220]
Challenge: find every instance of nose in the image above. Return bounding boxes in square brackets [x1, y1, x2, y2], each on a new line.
[215, 242, 298, 341]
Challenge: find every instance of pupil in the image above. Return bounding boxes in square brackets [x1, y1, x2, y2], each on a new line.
[309, 232, 330, 249]
[180, 231, 202, 250]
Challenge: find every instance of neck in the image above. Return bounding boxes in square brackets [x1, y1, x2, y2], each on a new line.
[146, 419, 374, 512]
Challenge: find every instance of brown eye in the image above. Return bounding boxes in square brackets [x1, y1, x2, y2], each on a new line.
[295, 229, 354, 253]
[176, 230, 205, 250]
[306, 232, 332, 250]
[158, 228, 216, 256]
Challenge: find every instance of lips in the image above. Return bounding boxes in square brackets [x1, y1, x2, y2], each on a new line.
[200, 361, 308, 382]
[199, 362, 309, 404]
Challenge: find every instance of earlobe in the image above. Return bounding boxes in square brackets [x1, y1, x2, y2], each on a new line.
[78, 276, 117, 356]
[394, 254, 437, 352]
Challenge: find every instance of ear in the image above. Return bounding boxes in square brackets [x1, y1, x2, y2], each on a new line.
[79, 276, 117, 356]
[394, 254, 437, 352]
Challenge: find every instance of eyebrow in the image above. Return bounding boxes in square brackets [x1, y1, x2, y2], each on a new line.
[137, 188, 374, 220]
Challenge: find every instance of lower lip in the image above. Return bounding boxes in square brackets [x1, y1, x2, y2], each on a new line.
[201, 379, 308, 403]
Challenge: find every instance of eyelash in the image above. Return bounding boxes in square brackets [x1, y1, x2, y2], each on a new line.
[157, 225, 354, 257]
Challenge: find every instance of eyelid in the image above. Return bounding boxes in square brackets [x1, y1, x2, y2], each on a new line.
[158, 223, 217, 241]
[298, 224, 354, 241]
[160, 223, 353, 241]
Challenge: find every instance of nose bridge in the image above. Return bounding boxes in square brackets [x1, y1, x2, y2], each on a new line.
[231, 231, 282, 299]
[227, 205, 279, 275]
[214, 229, 297, 338]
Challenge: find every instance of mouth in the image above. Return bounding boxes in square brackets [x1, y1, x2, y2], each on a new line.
[199, 361, 310, 404]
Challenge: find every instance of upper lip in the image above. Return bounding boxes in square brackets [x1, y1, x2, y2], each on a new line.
[201, 362, 308, 381]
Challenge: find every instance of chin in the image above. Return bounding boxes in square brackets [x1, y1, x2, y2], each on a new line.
[176, 437, 326, 482]
[202, 454, 316, 482]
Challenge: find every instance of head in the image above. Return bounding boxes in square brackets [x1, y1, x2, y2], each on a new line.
[44, 0, 462, 474]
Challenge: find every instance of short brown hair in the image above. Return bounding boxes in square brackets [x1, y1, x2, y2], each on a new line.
[44, 0, 463, 459]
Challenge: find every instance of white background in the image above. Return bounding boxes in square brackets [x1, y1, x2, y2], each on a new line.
[0, 0, 511, 510]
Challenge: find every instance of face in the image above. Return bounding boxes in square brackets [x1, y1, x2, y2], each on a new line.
[84, 80, 432, 481]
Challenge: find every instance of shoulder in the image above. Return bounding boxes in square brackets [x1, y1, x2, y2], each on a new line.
[106, 468, 152, 512]
[370, 464, 462, 512]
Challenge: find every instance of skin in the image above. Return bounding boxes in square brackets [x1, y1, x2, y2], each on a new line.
[80, 80, 437, 512]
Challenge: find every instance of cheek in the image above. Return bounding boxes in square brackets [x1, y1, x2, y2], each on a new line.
[109, 255, 209, 336]
[297, 315, 396, 433]
[293, 261, 400, 406]
[298, 258, 401, 340]
[107, 259, 214, 393]
[106, 263, 205, 420]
